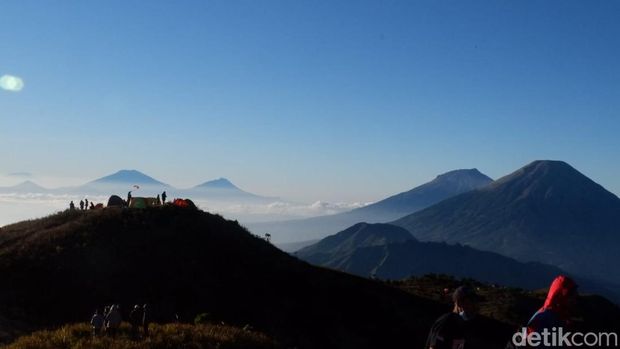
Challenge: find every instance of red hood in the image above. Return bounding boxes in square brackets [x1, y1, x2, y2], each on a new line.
[541, 275, 577, 319]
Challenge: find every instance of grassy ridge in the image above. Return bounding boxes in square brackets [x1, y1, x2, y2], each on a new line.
[4, 322, 278, 349]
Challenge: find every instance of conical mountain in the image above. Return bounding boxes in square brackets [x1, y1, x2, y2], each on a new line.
[194, 177, 239, 190]
[185, 177, 277, 202]
[0, 180, 48, 193]
[393, 160, 620, 284]
[89, 169, 168, 186]
[249, 169, 493, 245]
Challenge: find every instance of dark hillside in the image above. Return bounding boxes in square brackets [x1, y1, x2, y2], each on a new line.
[0, 207, 446, 349]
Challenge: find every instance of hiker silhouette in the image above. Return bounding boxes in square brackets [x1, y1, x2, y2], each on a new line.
[90, 309, 104, 337]
[129, 304, 143, 339]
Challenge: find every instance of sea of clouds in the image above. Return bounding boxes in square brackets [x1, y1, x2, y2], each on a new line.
[0, 192, 370, 227]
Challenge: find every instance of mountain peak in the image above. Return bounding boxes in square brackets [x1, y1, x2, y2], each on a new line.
[435, 168, 489, 181]
[90, 170, 167, 186]
[491, 160, 595, 191]
[195, 178, 239, 190]
[13, 180, 46, 190]
[522, 160, 574, 173]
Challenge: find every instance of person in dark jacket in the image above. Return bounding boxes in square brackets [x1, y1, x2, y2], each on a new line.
[161, 191, 167, 204]
[105, 304, 122, 337]
[426, 286, 480, 349]
[90, 309, 104, 337]
[142, 304, 151, 337]
[129, 304, 143, 339]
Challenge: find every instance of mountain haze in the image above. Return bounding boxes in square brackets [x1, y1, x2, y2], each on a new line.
[251, 169, 493, 244]
[0, 181, 49, 194]
[393, 160, 620, 285]
[297, 222, 620, 301]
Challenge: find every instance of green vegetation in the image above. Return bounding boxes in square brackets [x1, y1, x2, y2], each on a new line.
[4, 322, 278, 349]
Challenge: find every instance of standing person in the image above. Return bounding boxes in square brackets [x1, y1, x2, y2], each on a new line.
[90, 309, 104, 337]
[425, 286, 481, 349]
[142, 304, 151, 338]
[129, 305, 143, 339]
[80, 200, 85, 211]
[69, 201, 75, 210]
[105, 304, 122, 338]
[161, 191, 167, 204]
[526, 276, 578, 345]
[84, 198, 89, 210]
[156, 194, 161, 205]
[127, 191, 132, 207]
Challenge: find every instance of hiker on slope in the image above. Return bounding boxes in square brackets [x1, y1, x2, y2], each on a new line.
[90, 309, 104, 337]
[130, 304, 143, 339]
[426, 286, 486, 349]
[105, 304, 122, 337]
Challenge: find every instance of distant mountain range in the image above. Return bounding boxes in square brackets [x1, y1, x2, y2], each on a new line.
[296, 222, 620, 302]
[0, 170, 275, 202]
[250, 169, 493, 244]
[392, 160, 620, 285]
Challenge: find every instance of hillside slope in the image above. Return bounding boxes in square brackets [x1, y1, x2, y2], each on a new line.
[297, 223, 564, 289]
[0, 207, 447, 349]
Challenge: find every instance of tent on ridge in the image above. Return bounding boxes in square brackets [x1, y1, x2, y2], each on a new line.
[107, 195, 125, 207]
[129, 197, 160, 208]
[172, 198, 197, 209]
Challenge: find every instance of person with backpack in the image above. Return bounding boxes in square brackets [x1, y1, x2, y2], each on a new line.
[425, 286, 481, 349]
[525, 276, 578, 347]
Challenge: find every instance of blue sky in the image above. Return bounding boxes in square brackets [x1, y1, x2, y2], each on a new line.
[1, 0, 619, 202]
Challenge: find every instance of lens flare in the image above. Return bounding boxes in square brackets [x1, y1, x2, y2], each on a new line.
[0, 75, 25, 92]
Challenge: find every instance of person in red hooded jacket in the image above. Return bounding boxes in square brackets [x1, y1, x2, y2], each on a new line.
[525, 275, 578, 347]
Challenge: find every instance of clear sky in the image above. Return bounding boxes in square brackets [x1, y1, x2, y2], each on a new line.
[1, 0, 619, 203]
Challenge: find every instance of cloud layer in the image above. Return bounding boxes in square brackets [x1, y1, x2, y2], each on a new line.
[0, 192, 371, 227]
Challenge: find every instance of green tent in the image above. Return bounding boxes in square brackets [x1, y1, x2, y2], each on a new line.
[129, 197, 147, 208]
